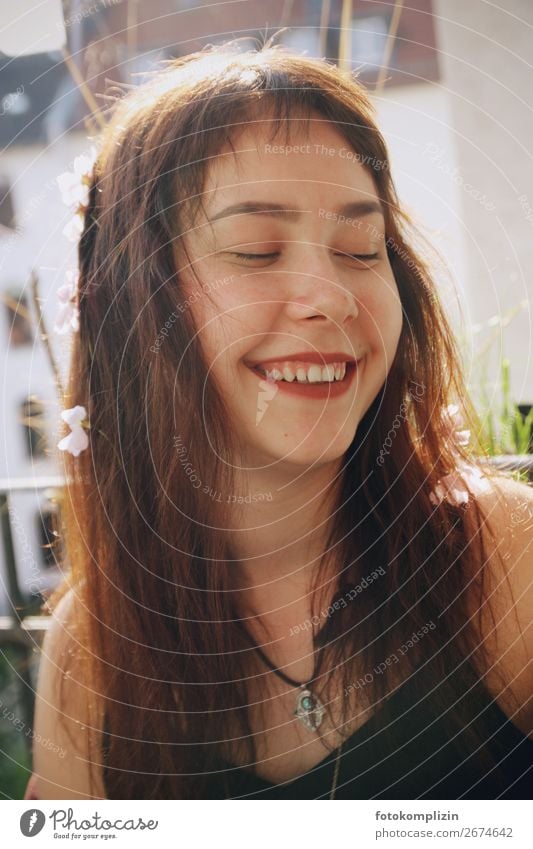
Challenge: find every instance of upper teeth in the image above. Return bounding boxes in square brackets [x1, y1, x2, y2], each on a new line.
[256, 361, 348, 383]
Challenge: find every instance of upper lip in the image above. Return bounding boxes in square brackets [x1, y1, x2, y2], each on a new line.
[244, 351, 358, 367]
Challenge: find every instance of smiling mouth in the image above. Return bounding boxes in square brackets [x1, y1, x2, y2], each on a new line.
[247, 360, 358, 384]
[248, 361, 357, 386]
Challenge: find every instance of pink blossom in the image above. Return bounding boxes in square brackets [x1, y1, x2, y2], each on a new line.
[444, 403, 471, 447]
[57, 146, 98, 243]
[54, 269, 79, 334]
[429, 462, 491, 507]
[56, 148, 97, 209]
[62, 213, 84, 243]
[56, 168, 89, 209]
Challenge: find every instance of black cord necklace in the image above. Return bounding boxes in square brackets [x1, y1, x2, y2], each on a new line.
[236, 621, 345, 798]
[242, 627, 327, 732]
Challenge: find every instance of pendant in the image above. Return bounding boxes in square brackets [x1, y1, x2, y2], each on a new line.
[294, 686, 326, 731]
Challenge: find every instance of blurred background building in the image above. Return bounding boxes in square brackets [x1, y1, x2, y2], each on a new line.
[1, 0, 532, 615]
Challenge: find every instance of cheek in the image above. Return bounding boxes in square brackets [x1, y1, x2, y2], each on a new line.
[185, 285, 279, 383]
[359, 279, 402, 354]
[201, 276, 281, 340]
[387, 281, 404, 348]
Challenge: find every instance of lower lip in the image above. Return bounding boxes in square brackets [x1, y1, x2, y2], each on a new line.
[246, 360, 361, 399]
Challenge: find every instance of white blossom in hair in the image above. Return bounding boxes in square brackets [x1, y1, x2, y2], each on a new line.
[54, 268, 80, 335]
[54, 146, 99, 334]
[443, 403, 471, 447]
[57, 145, 98, 242]
[62, 214, 84, 243]
[55, 146, 99, 455]
[429, 462, 491, 507]
[429, 404, 490, 507]
[57, 405, 89, 457]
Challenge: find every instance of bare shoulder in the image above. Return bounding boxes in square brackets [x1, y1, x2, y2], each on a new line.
[464, 471, 533, 736]
[32, 588, 107, 799]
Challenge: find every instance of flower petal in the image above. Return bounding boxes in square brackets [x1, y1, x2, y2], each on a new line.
[73, 149, 97, 179]
[429, 463, 491, 507]
[454, 429, 471, 446]
[60, 405, 87, 428]
[54, 302, 75, 334]
[57, 406, 88, 456]
[57, 427, 89, 457]
[62, 214, 84, 242]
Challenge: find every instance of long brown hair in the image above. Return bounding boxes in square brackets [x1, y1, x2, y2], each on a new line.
[52, 40, 516, 799]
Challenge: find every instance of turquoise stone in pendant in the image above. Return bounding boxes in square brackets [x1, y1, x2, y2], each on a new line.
[294, 687, 326, 731]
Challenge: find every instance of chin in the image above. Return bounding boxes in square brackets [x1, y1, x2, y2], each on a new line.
[261, 430, 357, 469]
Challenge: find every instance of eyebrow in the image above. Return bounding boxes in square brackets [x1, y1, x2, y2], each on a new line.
[206, 199, 384, 223]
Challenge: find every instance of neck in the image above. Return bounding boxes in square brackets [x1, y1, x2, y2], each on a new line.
[228, 460, 343, 617]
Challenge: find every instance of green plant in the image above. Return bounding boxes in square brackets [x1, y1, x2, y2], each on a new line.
[477, 357, 533, 457]
[0, 649, 32, 800]
[463, 301, 532, 459]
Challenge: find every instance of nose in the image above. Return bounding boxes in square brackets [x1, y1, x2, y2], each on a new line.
[282, 250, 360, 326]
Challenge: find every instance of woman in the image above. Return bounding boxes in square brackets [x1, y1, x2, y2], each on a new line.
[27, 41, 532, 800]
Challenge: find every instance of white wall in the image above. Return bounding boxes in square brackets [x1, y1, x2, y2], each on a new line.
[374, 82, 469, 332]
[433, 0, 533, 404]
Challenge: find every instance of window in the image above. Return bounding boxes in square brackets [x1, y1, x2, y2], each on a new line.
[20, 396, 48, 458]
[0, 176, 15, 230]
[282, 28, 322, 59]
[351, 14, 390, 69]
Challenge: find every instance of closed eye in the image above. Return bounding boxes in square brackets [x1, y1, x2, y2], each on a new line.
[227, 251, 380, 261]
[228, 252, 279, 261]
[335, 251, 380, 262]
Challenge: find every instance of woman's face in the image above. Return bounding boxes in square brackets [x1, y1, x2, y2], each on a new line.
[174, 115, 403, 470]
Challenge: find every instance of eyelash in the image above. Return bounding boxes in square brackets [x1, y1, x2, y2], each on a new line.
[228, 251, 380, 262]
[229, 252, 279, 260]
[336, 251, 380, 262]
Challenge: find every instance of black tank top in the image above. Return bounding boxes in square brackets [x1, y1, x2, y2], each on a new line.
[205, 662, 533, 799]
[101, 661, 532, 799]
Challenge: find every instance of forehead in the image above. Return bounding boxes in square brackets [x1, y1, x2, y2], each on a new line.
[200, 114, 381, 213]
